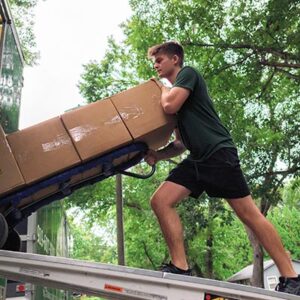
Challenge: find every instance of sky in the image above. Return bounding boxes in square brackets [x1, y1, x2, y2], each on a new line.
[19, 0, 132, 129]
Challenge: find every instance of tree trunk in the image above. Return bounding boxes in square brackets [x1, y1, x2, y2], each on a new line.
[205, 227, 213, 278]
[245, 225, 264, 287]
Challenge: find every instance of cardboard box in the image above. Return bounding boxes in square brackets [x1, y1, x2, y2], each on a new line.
[61, 98, 133, 162]
[0, 126, 25, 197]
[7, 117, 81, 185]
[2, 80, 176, 208]
[110, 79, 176, 150]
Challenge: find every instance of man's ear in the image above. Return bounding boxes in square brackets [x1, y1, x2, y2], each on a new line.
[172, 54, 180, 65]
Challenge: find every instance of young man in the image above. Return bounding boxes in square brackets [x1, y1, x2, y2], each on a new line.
[145, 41, 300, 295]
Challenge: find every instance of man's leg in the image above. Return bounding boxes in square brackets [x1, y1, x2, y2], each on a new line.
[227, 195, 297, 277]
[150, 181, 191, 270]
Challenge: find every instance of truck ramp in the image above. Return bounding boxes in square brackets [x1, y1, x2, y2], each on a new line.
[0, 250, 298, 300]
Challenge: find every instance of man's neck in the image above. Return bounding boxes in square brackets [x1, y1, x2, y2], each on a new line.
[168, 66, 182, 84]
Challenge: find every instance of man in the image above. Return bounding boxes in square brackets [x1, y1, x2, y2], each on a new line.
[145, 41, 300, 295]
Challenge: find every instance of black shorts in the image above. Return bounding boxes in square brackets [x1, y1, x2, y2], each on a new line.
[166, 147, 250, 199]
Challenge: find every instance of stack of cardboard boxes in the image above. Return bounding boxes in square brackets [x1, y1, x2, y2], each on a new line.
[0, 79, 176, 207]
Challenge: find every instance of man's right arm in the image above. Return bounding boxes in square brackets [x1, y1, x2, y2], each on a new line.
[144, 129, 186, 165]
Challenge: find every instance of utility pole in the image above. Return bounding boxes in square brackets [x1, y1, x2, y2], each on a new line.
[116, 174, 125, 265]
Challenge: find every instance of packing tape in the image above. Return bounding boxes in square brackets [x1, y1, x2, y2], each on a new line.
[68, 125, 99, 142]
[42, 134, 71, 152]
[118, 105, 144, 120]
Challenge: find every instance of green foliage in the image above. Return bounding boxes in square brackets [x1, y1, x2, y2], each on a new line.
[67, 210, 117, 263]
[65, 177, 117, 226]
[212, 214, 252, 280]
[121, 162, 170, 268]
[280, 177, 300, 209]
[78, 37, 142, 103]
[268, 204, 300, 259]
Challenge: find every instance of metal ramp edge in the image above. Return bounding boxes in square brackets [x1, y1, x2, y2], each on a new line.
[0, 250, 298, 300]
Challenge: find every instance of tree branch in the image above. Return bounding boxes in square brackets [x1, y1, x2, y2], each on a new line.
[183, 41, 299, 61]
[267, 167, 300, 176]
[274, 68, 300, 81]
[257, 69, 276, 99]
[142, 241, 156, 269]
[125, 201, 143, 211]
[213, 53, 254, 75]
[250, 166, 300, 179]
[260, 60, 300, 69]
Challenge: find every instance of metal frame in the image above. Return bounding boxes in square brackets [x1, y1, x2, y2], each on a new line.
[0, 250, 298, 300]
[0, 0, 7, 81]
[0, 142, 154, 228]
[0, 0, 25, 66]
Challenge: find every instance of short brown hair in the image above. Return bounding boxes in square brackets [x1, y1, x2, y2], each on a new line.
[147, 41, 184, 67]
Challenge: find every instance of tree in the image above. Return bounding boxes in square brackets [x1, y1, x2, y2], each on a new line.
[65, 162, 171, 269]
[77, 0, 300, 287]
[67, 211, 117, 263]
[268, 205, 300, 260]
[281, 177, 300, 210]
[266, 177, 300, 258]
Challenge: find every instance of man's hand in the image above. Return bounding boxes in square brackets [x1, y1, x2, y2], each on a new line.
[161, 85, 170, 93]
[144, 149, 161, 166]
[144, 130, 186, 165]
[150, 77, 164, 88]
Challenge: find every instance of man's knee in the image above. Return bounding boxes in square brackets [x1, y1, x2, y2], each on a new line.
[150, 181, 190, 213]
[150, 192, 166, 213]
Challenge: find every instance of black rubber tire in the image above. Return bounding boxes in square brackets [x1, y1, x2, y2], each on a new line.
[2, 228, 21, 252]
[0, 213, 8, 249]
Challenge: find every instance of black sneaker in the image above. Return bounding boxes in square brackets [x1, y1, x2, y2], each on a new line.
[275, 275, 300, 295]
[160, 262, 192, 276]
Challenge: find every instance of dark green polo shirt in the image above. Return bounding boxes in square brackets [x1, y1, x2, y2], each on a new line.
[173, 66, 235, 161]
